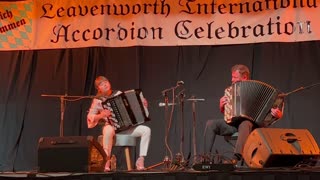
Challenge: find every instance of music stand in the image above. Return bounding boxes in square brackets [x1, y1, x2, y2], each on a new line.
[186, 96, 205, 164]
[41, 94, 95, 137]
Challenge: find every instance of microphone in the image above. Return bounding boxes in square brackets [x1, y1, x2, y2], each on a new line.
[159, 102, 177, 107]
[161, 81, 184, 95]
[176, 81, 184, 86]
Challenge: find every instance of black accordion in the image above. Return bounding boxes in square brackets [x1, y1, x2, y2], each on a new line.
[224, 80, 284, 127]
[101, 89, 150, 132]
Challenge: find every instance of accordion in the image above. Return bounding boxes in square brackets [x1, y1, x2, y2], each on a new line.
[101, 89, 150, 132]
[224, 80, 284, 127]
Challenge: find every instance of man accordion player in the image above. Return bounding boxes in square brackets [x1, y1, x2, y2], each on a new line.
[204, 65, 284, 165]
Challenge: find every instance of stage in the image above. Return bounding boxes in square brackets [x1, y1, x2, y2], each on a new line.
[1, 166, 320, 180]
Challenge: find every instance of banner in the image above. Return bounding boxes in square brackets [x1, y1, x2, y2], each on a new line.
[0, 0, 319, 50]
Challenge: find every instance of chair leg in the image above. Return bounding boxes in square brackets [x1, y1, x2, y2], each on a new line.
[124, 147, 132, 171]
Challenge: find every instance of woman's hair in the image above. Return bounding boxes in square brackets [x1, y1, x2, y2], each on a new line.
[94, 76, 109, 90]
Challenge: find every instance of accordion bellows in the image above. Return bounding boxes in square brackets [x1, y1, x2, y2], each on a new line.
[224, 80, 283, 127]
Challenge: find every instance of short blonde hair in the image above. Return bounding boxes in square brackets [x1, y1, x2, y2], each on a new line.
[94, 76, 109, 89]
[231, 64, 250, 79]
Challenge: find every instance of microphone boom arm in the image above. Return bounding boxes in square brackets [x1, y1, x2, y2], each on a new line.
[280, 82, 320, 97]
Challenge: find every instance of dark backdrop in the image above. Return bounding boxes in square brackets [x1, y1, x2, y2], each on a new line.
[1, 42, 320, 171]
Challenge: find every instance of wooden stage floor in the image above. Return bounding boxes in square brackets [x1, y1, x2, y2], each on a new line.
[1, 166, 320, 180]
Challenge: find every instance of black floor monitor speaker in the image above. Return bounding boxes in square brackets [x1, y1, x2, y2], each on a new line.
[243, 128, 320, 168]
[38, 136, 106, 172]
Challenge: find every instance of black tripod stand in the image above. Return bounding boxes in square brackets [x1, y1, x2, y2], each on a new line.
[146, 82, 184, 170]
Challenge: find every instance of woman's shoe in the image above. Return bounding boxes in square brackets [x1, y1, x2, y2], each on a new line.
[135, 156, 145, 171]
[104, 160, 111, 172]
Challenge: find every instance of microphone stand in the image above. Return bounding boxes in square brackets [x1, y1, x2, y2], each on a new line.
[178, 91, 185, 165]
[161, 84, 181, 163]
[147, 84, 182, 170]
[279, 82, 320, 97]
[147, 91, 173, 171]
[163, 91, 171, 169]
[41, 94, 96, 137]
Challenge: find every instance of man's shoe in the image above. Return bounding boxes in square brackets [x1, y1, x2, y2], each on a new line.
[231, 158, 238, 165]
[231, 153, 242, 166]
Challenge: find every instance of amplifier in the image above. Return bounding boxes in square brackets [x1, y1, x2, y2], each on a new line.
[38, 136, 106, 172]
